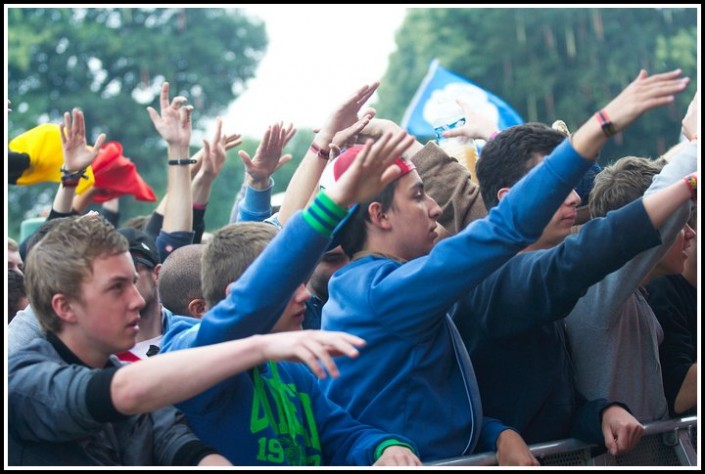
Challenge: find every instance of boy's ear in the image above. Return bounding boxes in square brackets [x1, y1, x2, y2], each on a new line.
[51, 293, 78, 324]
[367, 202, 392, 230]
[188, 299, 207, 319]
[497, 187, 511, 203]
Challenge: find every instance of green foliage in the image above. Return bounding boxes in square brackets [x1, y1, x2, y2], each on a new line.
[377, 8, 697, 165]
[7, 7, 267, 240]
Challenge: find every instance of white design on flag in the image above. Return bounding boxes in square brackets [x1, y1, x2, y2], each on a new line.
[402, 59, 523, 138]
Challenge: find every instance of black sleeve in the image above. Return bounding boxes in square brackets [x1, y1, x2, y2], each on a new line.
[85, 366, 128, 423]
[192, 207, 206, 244]
[172, 441, 220, 466]
[145, 212, 164, 240]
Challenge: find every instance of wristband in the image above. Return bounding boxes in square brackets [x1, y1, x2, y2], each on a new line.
[168, 158, 197, 166]
[683, 173, 697, 202]
[310, 142, 330, 160]
[595, 109, 617, 138]
[60, 166, 88, 187]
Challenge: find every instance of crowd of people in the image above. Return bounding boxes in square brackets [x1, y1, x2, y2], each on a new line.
[6, 65, 698, 466]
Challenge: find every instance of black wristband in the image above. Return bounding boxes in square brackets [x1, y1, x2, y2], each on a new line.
[168, 158, 197, 166]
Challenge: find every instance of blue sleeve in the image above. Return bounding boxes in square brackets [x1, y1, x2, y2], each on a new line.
[476, 417, 511, 453]
[368, 139, 594, 341]
[235, 179, 273, 223]
[569, 396, 616, 447]
[187, 212, 331, 348]
[460, 198, 662, 338]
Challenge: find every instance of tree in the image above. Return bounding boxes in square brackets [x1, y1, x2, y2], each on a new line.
[7, 7, 267, 240]
[377, 8, 697, 164]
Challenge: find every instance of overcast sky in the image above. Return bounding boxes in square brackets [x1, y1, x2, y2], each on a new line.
[221, 5, 408, 137]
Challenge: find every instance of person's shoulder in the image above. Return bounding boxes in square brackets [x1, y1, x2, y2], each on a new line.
[161, 315, 201, 351]
[9, 337, 58, 369]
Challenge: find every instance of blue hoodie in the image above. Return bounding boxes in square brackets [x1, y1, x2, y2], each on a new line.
[161, 207, 418, 465]
[320, 138, 594, 461]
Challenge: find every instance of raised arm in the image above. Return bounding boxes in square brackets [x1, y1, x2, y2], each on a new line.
[277, 82, 379, 226]
[110, 330, 365, 414]
[572, 69, 689, 158]
[233, 122, 295, 222]
[53, 108, 106, 214]
[147, 81, 193, 233]
[177, 128, 415, 346]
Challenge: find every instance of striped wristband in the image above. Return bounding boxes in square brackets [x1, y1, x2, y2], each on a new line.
[303, 190, 348, 236]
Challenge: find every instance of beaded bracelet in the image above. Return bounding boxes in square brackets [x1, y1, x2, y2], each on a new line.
[595, 109, 617, 138]
[310, 142, 330, 160]
[168, 158, 197, 166]
[683, 173, 697, 202]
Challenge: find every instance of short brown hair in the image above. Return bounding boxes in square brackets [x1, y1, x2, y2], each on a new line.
[25, 216, 127, 334]
[201, 223, 278, 309]
[588, 156, 665, 219]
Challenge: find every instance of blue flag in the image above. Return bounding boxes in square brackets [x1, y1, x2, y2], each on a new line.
[401, 59, 524, 137]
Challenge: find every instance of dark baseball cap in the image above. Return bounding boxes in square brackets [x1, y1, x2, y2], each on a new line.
[118, 227, 160, 268]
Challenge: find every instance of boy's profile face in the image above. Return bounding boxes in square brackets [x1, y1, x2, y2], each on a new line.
[67, 252, 145, 362]
[384, 171, 442, 261]
[654, 224, 695, 277]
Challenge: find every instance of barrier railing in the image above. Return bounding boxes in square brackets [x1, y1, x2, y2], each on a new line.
[428, 416, 698, 466]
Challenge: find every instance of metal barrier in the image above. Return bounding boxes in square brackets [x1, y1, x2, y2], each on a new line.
[428, 416, 698, 466]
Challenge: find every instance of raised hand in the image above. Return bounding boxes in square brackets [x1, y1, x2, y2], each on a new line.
[329, 115, 373, 160]
[318, 82, 379, 139]
[602, 69, 689, 133]
[326, 129, 415, 208]
[146, 81, 193, 149]
[239, 122, 295, 189]
[258, 330, 366, 379]
[442, 98, 499, 141]
[60, 108, 106, 172]
[200, 117, 228, 178]
[190, 130, 242, 178]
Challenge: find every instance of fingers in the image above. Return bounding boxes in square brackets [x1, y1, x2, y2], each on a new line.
[213, 117, 223, 143]
[179, 105, 193, 126]
[275, 154, 293, 171]
[356, 82, 380, 106]
[238, 150, 253, 167]
[282, 123, 297, 146]
[306, 339, 339, 378]
[361, 108, 377, 121]
[93, 133, 107, 151]
[443, 128, 465, 139]
[60, 112, 70, 145]
[73, 108, 85, 139]
[349, 82, 379, 108]
[224, 133, 243, 151]
[146, 106, 160, 124]
[159, 82, 170, 111]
